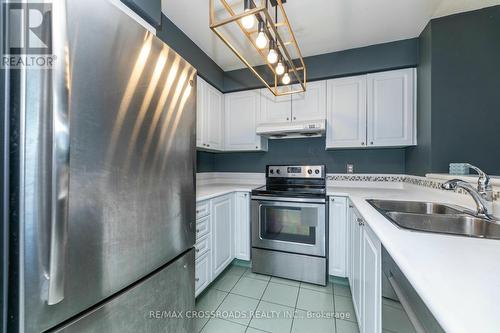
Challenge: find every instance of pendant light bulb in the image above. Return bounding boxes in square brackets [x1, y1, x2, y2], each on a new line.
[256, 32, 267, 49]
[255, 22, 267, 49]
[282, 71, 290, 85]
[275, 59, 285, 75]
[241, 12, 255, 30]
[240, 0, 255, 30]
[267, 41, 278, 64]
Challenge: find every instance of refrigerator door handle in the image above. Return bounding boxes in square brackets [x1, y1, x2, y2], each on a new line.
[47, 0, 70, 306]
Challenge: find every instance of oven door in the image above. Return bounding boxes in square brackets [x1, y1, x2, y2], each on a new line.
[251, 196, 326, 257]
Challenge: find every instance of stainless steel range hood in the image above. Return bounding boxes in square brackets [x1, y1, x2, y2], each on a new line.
[256, 120, 326, 139]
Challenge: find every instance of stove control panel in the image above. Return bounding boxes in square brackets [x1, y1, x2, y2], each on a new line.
[267, 165, 325, 178]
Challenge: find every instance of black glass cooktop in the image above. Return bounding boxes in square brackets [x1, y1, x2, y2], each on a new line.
[252, 185, 326, 198]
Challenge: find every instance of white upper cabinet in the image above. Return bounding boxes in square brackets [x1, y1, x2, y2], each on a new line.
[292, 80, 327, 121]
[260, 88, 292, 124]
[326, 68, 416, 149]
[197, 76, 224, 151]
[260, 82, 327, 124]
[367, 68, 416, 147]
[326, 75, 367, 148]
[224, 90, 268, 151]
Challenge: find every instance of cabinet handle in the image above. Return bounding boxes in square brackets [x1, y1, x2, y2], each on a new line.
[349, 205, 353, 208]
[361, 142, 365, 146]
[195, 278, 200, 282]
[286, 117, 289, 121]
[370, 141, 374, 145]
[255, 146, 258, 149]
[207, 144, 210, 147]
[196, 210, 200, 213]
[330, 198, 335, 202]
[293, 117, 296, 120]
[196, 229, 200, 233]
[196, 248, 200, 253]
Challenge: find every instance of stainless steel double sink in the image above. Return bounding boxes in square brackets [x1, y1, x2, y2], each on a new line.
[367, 199, 500, 240]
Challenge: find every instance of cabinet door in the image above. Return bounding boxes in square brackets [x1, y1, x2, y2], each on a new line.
[362, 224, 382, 333]
[234, 192, 250, 261]
[224, 90, 266, 151]
[328, 196, 348, 277]
[367, 68, 415, 147]
[292, 80, 327, 121]
[211, 195, 234, 276]
[326, 76, 367, 148]
[204, 84, 224, 150]
[260, 88, 292, 124]
[195, 252, 211, 297]
[196, 76, 206, 148]
[350, 207, 363, 329]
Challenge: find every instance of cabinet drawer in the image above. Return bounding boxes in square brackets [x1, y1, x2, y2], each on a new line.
[195, 235, 210, 259]
[196, 215, 210, 240]
[196, 201, 210, 219]
[195, 252, 211, 297]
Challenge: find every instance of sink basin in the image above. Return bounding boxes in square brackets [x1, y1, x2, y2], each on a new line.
[384, 212, 500, 239]
[367, 199, 500, 240]
[368, 199, 465, 215]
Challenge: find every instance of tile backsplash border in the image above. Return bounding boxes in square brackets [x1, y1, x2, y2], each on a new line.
[326, 174, 500, 201]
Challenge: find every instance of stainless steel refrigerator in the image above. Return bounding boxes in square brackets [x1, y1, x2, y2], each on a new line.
[4, 0, 197, 332]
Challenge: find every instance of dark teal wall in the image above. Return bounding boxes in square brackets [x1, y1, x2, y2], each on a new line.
[198, 138, 406, 174]
[406, 5, 500, 175]
[121, 0, 161, 27]
[224, 38, 418, 92]
[405, 23, 432, 176]
[157, 14, 225, 91]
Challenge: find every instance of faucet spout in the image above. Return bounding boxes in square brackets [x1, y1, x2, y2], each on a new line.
[441, 179, 494, 220]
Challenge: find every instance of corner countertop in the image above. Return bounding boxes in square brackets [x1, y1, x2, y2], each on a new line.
[197, 181, 500, 333]
[196, 184, 261, 202]
[328, 184, 500, 333]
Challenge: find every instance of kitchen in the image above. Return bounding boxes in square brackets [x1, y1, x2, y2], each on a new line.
[2, 0, 500, 333]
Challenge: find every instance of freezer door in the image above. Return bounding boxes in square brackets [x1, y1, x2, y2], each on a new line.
[19, 0, 196, 331]
[54, 249, 195, 333]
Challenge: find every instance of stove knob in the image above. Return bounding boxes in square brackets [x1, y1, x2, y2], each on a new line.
[307, 169, 313, 175]
[315, 169, 320, 174]
[270, 169, 274, 174]
[276, 169, 281, 174]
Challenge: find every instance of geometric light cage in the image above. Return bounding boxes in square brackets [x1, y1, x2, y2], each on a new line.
[209, 0, 306, 96]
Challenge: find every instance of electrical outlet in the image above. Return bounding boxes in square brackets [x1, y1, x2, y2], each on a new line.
[346, 164, 354, 174]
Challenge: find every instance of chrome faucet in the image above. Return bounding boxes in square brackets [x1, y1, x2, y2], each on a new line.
[441, 164, 494, 219]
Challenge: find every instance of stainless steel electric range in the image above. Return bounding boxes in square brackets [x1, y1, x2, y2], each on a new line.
[251, 165, 328, 286]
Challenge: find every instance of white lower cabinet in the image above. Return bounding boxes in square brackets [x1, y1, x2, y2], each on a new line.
[328, 196, 348, 277]
[347, 203, 382, 333]
[362, 222, 382, 333]
[195, 252, 211, 297]
[211, 194, 234, 277]
[234, 192, 251, 260]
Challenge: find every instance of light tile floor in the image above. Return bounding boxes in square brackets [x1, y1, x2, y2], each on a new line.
[195, 264, 360, 333]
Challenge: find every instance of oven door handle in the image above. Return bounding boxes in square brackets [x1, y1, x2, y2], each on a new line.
[251, 195, 326, 204]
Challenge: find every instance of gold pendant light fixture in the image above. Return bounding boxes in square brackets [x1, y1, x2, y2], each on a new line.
[209, 0, 306, 96]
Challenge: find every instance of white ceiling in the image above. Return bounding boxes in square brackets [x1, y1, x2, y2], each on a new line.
[161, 0, 500, 71]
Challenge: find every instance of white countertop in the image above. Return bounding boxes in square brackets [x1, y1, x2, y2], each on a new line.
[328, 184, 500, 333]
[196, 184, 261, 202]
[196, 181, 500, 333]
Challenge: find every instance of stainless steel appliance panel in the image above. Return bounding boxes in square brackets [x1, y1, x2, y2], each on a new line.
[20, 0, 196, 331]
[252, 248, 327, 285]
[251, 197, 326, 256]
[54, 249, 195, 333]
